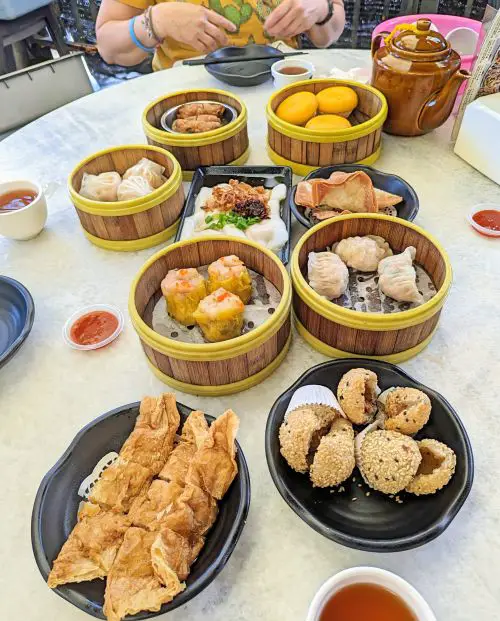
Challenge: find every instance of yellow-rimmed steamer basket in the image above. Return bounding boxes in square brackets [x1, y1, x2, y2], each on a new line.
[69, 145, 184, 251]
[291, 214, 452, 363]
[143, 89, 249, 181]
[267, 79, 388, 176]
[129, 236, 292, 396]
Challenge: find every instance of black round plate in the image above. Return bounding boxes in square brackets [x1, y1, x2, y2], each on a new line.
[32, 402, 251, 619]
[265, 359, 473, 552]
[205, 44, 281, 86]
[290, 164, 419, 228]
[0, 275, 34, 370]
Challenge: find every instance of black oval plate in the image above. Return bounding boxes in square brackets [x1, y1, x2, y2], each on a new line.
[265, 359, 473, 552]
[32, 401, 251, 619]
[0, 275, 34, 370]
[205, 44, 282, 86]
[290, 164, 419, 228]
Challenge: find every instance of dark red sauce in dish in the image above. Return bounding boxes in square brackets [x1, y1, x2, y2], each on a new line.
[472, 209, 500, 232]
[0, 190, 37, 213]
[70, 311, 119, 346]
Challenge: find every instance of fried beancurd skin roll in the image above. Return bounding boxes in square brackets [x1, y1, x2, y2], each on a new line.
[207, 255, 253, 304]
[176, 102, 225, 119]
[161, 268, 207, 326]
[193, 288, 244, 342]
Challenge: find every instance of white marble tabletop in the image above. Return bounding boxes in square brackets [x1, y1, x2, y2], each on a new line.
[0, 49, 499, 621]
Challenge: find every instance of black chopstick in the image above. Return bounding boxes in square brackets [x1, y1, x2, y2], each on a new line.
[183, 51, 307, 66]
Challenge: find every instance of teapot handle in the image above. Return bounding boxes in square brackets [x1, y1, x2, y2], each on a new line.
[371, 32, 389, 58]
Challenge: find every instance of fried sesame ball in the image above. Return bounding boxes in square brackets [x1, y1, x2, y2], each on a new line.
[337, 368, 380, 425]
[405, 439, 456, 495]
[279, 407, 328, 473]
[310, 418, 355, 488]
[378, 387, 431, 435]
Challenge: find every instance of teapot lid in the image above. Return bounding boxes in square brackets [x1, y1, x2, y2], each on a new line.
[387, 19, 450, 60]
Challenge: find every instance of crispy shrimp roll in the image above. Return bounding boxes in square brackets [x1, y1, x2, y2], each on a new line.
[47, 505, 130, 588]
[207, 255, 253, 304]
[151, 528, 205, 583]
[104, 528, 184, 621]
[88, 459, 152, 513]
[128, 480, 184, 531]
[310, 418, 355, 488]
[405, 439, 456, 495]
[193, 288, 245, 343]
[187, 409, 239, 499]
[120, 393, 180, 475]
[161, 268, 207, 326]
[337, 368, 380, 425]
[377, 387, 431, 435]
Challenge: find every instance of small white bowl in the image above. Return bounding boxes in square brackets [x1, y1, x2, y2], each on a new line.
[307, 567, 436, 621]
[63, 304, 124, 351]
[467, 203, 500, 238]
[0, 180, 47, 241]
[446, 27, 479, 56]
[272, 59, 315, 89]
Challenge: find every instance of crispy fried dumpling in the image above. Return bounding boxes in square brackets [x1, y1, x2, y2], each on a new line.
[295, 170, 377, 212]
[117, 175, 154, 201]
[335, 235, 392, 272]
[161, 268, 207, 327]
[193, 288, 244, 343]
[123, 157, 167, 189]
[308, 251, 349, 299]
[79, 172, 121, 202]
[207, 255, 252, 304]
[378, 246, 424, 305]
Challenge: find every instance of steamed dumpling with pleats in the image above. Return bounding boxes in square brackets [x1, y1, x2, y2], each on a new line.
[79, 172, 121, 202]
[334, 235, 392, 272]
[117, 175, 154, 201]
[378, 246, 424, 305]
[308, 252, 349, 299]
[123, 157, 167, 189]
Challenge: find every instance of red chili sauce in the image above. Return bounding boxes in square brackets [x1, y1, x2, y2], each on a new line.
[70, 311, 119, 346]
[0, 189, 37, 214]
[472, 209, 500, 232]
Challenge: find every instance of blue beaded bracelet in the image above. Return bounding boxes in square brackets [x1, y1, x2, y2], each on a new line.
[129, 17, 156, 53]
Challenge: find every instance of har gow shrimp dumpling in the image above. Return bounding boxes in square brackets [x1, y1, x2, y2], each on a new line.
[308, 252, 348, 299]
[378, 246, 424, 305]
[117, 175, 155, 201]
[79, 172, 121, 202]
[123, 157, 167, 189]
[335, 235, 392, 272]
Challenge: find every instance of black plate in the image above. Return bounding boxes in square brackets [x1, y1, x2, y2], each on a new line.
[290, 164, 419, 228]
[205, 45, 282, 86]
[32, 402, 251, 619]
[175, 165, 293, 265]
[265, 359, 473, 552]
[0, 275, 34, 370]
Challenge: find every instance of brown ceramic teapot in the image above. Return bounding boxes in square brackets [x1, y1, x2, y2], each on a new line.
[371, 19, 470, 136]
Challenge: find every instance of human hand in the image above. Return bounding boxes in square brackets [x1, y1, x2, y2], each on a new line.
[154, 2, 236, 53]
[264, 0, 328, 39]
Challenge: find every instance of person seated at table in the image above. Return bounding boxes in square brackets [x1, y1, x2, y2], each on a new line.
[96, 0, 345, 71]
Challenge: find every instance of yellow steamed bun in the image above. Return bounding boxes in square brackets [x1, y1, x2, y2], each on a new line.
[316, 86, 358, 117]
[276, 91, 318, 126]
[305, 115, 352, 130]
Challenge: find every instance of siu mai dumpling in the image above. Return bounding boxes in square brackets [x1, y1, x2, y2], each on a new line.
[308, 252, 349, 299]
[161, 268, 207, 326]
[207, 255, 252, 304]
[123, 157, 167, 189]
[117, 175, 154, 201]
[378, 246, 424, 305]
[193, 288, 244, 343]
[79, 171, 121, 202]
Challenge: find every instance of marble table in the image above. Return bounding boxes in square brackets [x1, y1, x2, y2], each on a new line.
[1, 49, 499, 621]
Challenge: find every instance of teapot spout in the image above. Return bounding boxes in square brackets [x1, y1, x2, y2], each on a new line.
[418, 70, 469, 133]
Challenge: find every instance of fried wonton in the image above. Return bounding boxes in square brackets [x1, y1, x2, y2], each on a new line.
[104, 528, 184, 621]
[120, 393, 180, 475]
[88, 459, 152, 513]
[151, 528, 205, 582]
[374, 187, 403, 208]
[128, 479, 184, 531]
[186, 409, 239, 500]
[159, 411, 209, 484]
[47, 506, 130, 588]
[295, 171, 378, 213]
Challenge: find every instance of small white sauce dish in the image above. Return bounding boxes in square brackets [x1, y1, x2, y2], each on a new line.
[446, 27, 479, 56]
[307, 567, 436, 621]
[272, 59, 315, 89]
[0, 179, 47, 241]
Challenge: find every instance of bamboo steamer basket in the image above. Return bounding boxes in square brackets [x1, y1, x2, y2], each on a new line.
[129, 236, 292, 396]
[291, 214, 452, 363]
[69, 145, 184, 251]
[267, 79, 388, 176]
[143, 89, 250, 181]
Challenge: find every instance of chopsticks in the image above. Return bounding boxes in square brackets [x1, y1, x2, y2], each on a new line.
[183, 51, 307, 66]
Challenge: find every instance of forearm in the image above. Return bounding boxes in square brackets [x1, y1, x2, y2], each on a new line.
[97, 18, 149, 66]
[307, 0, 345, 48]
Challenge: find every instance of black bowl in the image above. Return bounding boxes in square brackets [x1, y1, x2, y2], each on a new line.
[290, 164, 419, 228]
[32, 401, 251, 619]
[205, 44, 282, 86]
[265, 359, 473, 552]
[0, 275, 34, 370]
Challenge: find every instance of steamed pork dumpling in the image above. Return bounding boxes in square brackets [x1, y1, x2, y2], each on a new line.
[193, 288, 244, 342]
[123, 157, 167, 189]
[207, 255, 252, 304]
[161, 268, 207, 326]
[378, 246, 424, 305]
[117, 175, 154, 201]
[79, 171, 121, 202]
[308, 252, 348, 299]
[335, 235, 392, 272]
